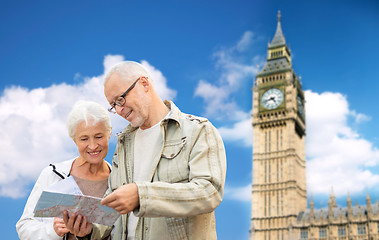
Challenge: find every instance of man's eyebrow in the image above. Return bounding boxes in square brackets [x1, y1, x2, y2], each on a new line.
[109, 94, 120, 104]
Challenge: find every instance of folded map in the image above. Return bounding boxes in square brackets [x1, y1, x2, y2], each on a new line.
[34, 191, 120, 226]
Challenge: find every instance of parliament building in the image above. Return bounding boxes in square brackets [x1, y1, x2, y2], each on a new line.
[250, 12, 379, 240]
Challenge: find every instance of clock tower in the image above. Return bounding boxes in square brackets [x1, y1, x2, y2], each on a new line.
[251, 11, 307, 240]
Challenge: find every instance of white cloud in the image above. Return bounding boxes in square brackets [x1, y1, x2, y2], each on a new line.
[224, 184, 251, 202]
[218, 118, 252, 147]
[350, 109, 371, 123]
[194, 31, 260, 122]
[305, 90, 379, 196]
[236, 31, 255, 52]
[193, 31, 260, 147]
[0, 55, 176, 198]
[103, 54, 125, 75]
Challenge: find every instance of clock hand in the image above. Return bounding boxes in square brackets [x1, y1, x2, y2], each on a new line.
[264, 97, 275, 103]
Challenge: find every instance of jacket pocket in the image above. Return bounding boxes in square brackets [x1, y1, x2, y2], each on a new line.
[158, 137, 188, 183]
[109, 154, 124, 191]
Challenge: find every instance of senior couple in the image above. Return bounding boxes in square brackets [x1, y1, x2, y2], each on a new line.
[16, 61, 227, 240]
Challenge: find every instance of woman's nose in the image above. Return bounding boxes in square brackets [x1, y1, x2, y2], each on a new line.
[88, 138, 98, 149]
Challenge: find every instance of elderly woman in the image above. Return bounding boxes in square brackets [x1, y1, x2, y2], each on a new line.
[16, 100, 112, 240]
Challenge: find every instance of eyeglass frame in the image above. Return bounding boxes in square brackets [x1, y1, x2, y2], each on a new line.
[107, 77, 143, 113]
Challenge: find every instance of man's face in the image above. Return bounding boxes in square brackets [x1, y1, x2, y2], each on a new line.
[104, 73, 148, 128]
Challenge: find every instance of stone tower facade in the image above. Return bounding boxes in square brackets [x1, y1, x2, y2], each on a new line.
[251, 11, 379, 240]
[251, 11, 307, 240]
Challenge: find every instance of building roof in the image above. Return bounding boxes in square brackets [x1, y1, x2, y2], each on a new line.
[297, 201, 379, 223]
[257, 58, 291, 76]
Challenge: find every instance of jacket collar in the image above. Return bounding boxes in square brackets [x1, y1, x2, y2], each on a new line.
[117, 100, 181, 140]
[163, 100, 182, 128]
[51, 158, 76, 179]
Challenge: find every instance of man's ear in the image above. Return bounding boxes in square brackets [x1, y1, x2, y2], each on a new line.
[140, 76, 150, 91]
[108, 127, 112, 140]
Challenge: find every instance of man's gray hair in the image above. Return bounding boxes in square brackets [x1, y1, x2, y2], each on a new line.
[104, 61, 152, 85]
[66, 100, 112, 139]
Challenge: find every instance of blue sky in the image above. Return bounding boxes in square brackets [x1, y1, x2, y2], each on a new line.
[1, 0, 379, 239]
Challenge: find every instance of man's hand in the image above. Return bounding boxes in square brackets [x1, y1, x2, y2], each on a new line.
[53, 217, 69, 237]
[63, 210, 92, 237]
[101, 183, 140, 214]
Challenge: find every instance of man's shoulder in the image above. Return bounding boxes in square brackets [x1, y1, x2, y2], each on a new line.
[182, 113, 208, 124]
[166, 101, 211, 127]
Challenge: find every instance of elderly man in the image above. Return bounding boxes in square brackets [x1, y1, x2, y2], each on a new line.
[66, 61, 227, 240]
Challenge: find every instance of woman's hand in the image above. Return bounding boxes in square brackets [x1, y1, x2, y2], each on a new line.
[63, 210, 93, 237]
[53, 217, 69, 237]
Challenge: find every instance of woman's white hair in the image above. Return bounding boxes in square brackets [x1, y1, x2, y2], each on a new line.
[104, 61, 152, 85]
[66, 100, 112, 139]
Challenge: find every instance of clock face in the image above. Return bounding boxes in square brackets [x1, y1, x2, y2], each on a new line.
[297, 95, 304, 116]
[261, 88, 284, 110]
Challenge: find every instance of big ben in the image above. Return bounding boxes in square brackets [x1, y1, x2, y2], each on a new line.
[251, 11, 307, 240]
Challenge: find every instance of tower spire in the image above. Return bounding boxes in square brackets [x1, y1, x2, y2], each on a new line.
[257, 11, 292, 76]
[269, 10, 286, 48]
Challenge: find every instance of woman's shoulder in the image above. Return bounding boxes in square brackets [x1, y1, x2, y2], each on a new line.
[39, 158, 76, 180]
[51, 158, 75, 169]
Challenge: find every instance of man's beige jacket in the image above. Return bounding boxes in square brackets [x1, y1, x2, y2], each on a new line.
[90, 101, 227, 240]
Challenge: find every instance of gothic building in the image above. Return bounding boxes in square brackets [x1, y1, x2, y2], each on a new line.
[250, 12, 379, 240]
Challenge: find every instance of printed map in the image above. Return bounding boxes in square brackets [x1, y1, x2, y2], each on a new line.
[34, 191, 120, 226]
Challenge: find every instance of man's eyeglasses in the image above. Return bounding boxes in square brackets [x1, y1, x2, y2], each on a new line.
[107, 77, 142, 113]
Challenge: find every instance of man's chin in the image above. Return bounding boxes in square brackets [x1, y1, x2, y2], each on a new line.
[129, 119, 141, 128]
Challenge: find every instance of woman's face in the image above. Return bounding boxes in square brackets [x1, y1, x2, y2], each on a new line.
[73, 120, 110, 165]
